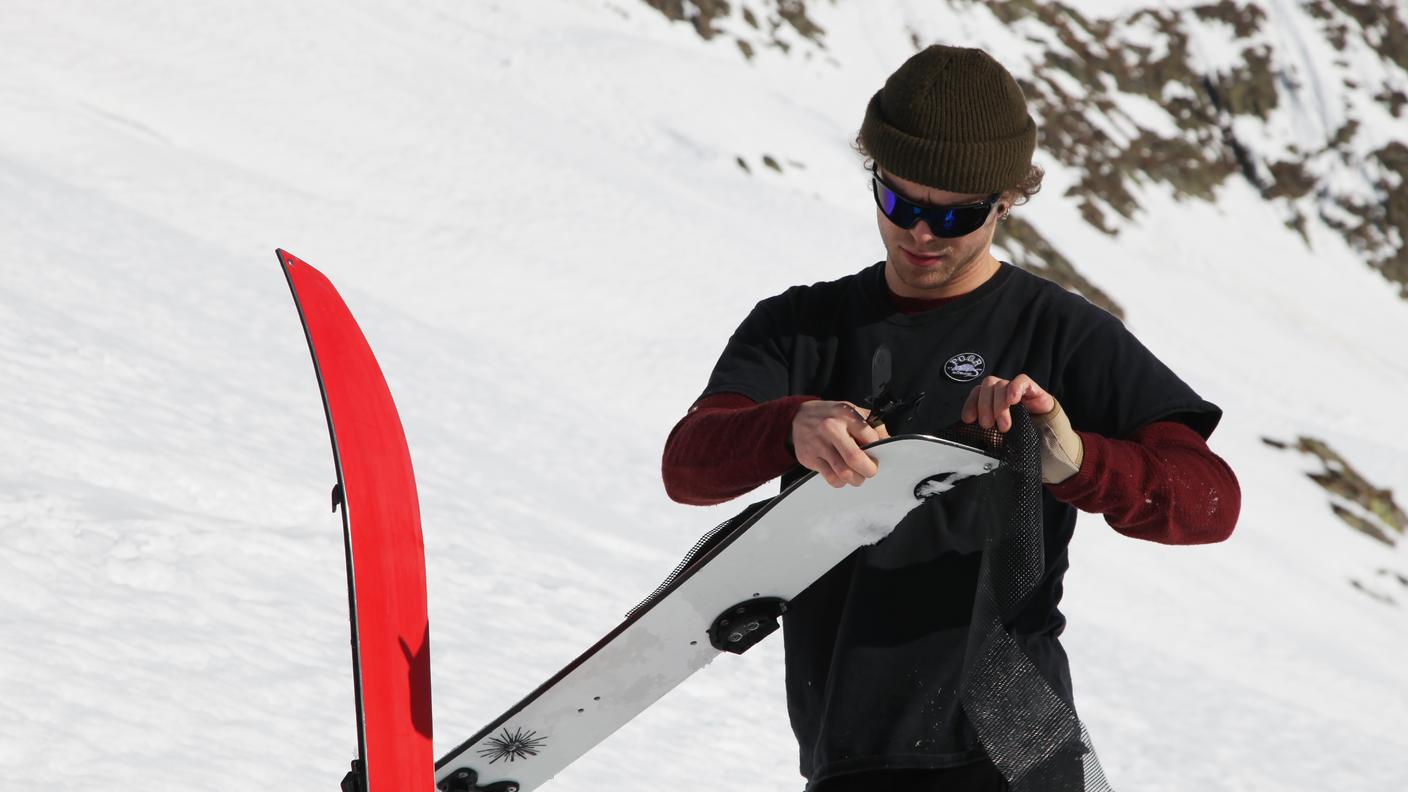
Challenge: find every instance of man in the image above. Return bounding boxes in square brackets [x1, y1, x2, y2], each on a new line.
[661, 46, 1239, 791]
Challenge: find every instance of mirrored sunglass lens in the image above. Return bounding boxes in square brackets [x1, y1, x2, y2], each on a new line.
[876, 180, 899, 216]
[931, 205, 988, 236]
[875, 175, 991, 235]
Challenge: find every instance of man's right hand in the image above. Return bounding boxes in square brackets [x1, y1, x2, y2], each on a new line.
[790, 400, 890, 488]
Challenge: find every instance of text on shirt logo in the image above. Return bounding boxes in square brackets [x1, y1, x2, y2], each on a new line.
[944, 353, 986, 382]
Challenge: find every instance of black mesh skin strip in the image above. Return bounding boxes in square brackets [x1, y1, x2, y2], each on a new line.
[936, 408, 1115, 792]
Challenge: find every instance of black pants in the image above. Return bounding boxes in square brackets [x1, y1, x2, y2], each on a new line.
[812, 764, 1009, 792]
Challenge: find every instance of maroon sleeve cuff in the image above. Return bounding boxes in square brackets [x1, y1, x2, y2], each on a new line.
[1044, 430, 1109, 504]
[661, 393, 818, 505]
[1047, 421, 1240, 545]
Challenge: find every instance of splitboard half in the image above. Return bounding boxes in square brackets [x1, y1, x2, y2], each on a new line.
[434, 436, 999, 792]
[280, 249, 435, 792]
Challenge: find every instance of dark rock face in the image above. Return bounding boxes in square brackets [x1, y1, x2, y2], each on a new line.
[639, 0, 826, 52]
[637, 0, 1408, 301]
[1263, 436, 1408, 547]
[971, 0, 1408, 299]
[994, 217, 1126, 320]
[1327, 142, 1408, 299]
[640, 0, 733, 40]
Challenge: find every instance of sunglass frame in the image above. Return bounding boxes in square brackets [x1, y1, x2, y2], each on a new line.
[870, 170, 1002, 238]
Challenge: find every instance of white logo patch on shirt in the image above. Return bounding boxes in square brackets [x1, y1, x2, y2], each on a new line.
[944, 353, 986, 382]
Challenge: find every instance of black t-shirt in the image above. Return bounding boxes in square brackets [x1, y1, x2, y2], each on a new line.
[699, 261, 1221, 784]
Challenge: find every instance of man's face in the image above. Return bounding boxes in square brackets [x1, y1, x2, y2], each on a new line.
[875, 168, 1005, 299]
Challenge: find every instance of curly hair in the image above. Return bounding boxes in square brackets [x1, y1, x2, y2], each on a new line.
[852, 133, 1044, 208]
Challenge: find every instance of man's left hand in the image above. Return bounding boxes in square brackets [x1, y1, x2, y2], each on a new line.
[961, 374, 1055, 432]
[962, 374, 1086, 483]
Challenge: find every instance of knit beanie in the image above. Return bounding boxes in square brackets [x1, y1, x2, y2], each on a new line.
[860, 45, 1037, 194]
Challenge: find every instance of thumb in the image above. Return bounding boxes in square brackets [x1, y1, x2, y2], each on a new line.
[1007, 378, 1035, 405]
[1021, 382, 1056, 415]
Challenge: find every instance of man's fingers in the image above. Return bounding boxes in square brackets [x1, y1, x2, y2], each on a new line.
[848, 403, 888, 442]
[804, 451, 846, 487]
[1019, 376, 1056, 415]
[825, 407, 879, 477]
[977, 378, 999, 429]
[792, 401, 886, 486]
[1007, 376, 1031, 406]
[791, 401, 885, 486]
[962, 376, 1057, 432]
[979, 378, 1001, 431]
[1005, 374, 1056, 418]
[990, 380, 1011, 432]
[850, 420, 883, 448]
[840, 442, 879, 480]
[818, 445, 865, 486]
[820, 434, 870, 484]
[842, 403, 882, 442]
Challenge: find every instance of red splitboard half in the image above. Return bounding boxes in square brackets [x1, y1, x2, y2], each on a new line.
[280, 249, 434, 792]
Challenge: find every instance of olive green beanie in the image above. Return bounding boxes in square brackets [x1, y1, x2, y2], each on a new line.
[860, 45, 1036, 194]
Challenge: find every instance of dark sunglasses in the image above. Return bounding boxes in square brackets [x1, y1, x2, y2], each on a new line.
[871, 169, 1001, 238]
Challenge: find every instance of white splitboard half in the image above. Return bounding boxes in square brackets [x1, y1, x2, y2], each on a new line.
[434, 435, 1000, 792]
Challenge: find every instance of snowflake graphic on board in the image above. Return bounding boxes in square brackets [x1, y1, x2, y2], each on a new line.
[477, 727, 547, 764]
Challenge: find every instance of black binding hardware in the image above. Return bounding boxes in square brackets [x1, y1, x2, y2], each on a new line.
[862, 345, 926, 429]
[862, 383, 927, 430]
[437, 767, 521, 792]
[340, 760, 363, 792]
[709, 597, 789, 654]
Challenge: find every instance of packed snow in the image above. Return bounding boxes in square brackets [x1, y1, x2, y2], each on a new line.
[2, 1, 1407, 791]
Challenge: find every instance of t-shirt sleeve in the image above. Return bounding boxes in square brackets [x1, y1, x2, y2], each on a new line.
[1054, 312, 1222, 440]
[699, 293, 796, 404]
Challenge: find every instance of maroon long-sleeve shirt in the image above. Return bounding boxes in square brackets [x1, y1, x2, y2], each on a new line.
[661, 392, 1238, 543]
[662, 287, 1239, 544]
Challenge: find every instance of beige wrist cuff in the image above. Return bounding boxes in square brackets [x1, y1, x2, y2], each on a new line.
[1032, 400, 1084, 484]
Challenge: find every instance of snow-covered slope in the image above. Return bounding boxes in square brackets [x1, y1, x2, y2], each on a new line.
[2, 1, 1406, 790]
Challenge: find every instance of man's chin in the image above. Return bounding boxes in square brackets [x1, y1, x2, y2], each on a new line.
[900, 263, 956, 289]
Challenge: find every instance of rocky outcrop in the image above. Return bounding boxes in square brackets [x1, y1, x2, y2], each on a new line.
[1262, 435, 1408, 546]
[995, 217, 1126, 320]
[639, 0, 1408, 301]
[968, 0, 1408, 298]
[639, 0, 827, 57]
